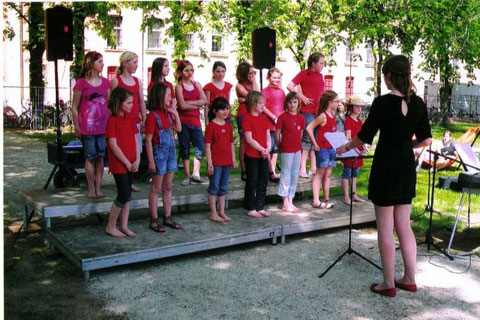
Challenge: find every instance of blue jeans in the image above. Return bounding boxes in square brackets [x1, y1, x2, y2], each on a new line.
[278, 151, 301, 199]
[236, 116, 244, 137]
[178, 123, 205, 160]
[316, 148, 336, 168]
[207, 165, 231, 196]
[342, 166, 360, 179]
[270, 131, 278, 154]
[81, 134, 106, 159]
[152, 112, 177, 175]
[301, 112, 316, 150]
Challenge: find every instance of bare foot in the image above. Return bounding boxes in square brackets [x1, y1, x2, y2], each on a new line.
[96, 191, 105, 199]
[353, 196, 366, 203]
[209, 215, 224, 223]
[258, 210, 271, 217]
[290, 203, 300, 213]
[119, 227, 136, 237]
[87, 191, 97, 199]
[343, 200, 356, 206]
[282, 206, 296, 213]
[105, 226, 126, 238]
[219, 213, 231, 222]
[131, 184, 140, 192]
[247, 210, 263, 218]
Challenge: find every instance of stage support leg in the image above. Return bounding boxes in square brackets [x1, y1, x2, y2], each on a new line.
[281, 235, 286, 245]
[271, 236, 277, 245]
[83, 270, 90, 280]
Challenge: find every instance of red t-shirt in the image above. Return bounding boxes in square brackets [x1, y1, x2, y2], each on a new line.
[316, 112, 337, 149]
[276, 112, 305, 153]
[115, 76, 141, 124]
[147, 80, 175, 99]
[106, 114, 138, 174]
[342, 116, 364, 168]
[236, 83, 251, 118]
[204, 120, 234, 166]
[291, 69, 325, 114]
[243, 113, 270, 158]
[204, 81, 233, 120]
[145, 109, 172, 145]
[177, 80, 201, 127]
[262, 86, 286, 131]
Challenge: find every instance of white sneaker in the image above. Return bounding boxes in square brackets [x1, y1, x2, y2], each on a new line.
[180, 178, 190, 186]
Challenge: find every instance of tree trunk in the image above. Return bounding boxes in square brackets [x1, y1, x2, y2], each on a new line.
[439, 58, 452, 126]
[71, 7, 86, 79]
[28, 2, 45, 113]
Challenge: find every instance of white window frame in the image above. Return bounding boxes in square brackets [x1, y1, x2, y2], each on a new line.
[211, 33, 223, 53]
[108, 16, 122, 48]
[147, 19, 162, 50]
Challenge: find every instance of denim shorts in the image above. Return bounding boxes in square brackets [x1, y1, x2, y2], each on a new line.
[81, 134, 106, 159]
[178, 123, 205, 160]
[136, 123, 143, 153]
[316, 147, 336, 168]
[236, 116, 244, 137]
[154, 145, 177, 175]
[270, 131, 278, 154]
[301, 112, 316, 150]
[342, 166, 360, 179]
[208, 165, 230, 196]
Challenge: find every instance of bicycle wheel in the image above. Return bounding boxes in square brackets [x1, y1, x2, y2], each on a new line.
[30, 115, 41, 130]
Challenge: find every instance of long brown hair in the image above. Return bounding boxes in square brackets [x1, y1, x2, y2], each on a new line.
[382, 55, 414, 103]
[78, 51, 102, 80]
[175, 59, 193, 83]
[108, 87, 133, 116]
[245, 91, 263, 113]
[316, 90, 337, 116]
[148, 83, 169, 111]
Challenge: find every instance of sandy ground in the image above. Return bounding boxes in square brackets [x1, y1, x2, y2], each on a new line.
[3, 132, 480, 319]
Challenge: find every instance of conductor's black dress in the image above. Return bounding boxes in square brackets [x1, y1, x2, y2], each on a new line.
[357, 94, 432, 206]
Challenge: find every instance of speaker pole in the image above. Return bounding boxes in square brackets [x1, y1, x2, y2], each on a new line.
[54, 59, 63, 159]
[259, 69, 263, 91]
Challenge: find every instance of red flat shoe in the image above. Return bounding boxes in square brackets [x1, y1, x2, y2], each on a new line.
[394, 280, 417, 292]
[370, 283, 396, 297]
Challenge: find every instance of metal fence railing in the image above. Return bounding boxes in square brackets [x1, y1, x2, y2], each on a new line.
[3, 86, 73, 130]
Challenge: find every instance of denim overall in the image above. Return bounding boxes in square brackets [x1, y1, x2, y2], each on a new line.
[152, 112, 177, 174]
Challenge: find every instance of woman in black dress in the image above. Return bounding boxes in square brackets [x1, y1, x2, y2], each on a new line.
[337, 55, 432, 297]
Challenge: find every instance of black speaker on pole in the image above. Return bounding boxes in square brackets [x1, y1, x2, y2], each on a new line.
[45, 6, 73, 61]
[251, 27, 276, 69]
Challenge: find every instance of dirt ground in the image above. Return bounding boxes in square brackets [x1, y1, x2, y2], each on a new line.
[3, 132, 480, 320]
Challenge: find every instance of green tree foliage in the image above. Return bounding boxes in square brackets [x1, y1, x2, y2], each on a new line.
[404, 0, 480, 123]
[129, 1, 205, 61]
[69, 1, 119, 79]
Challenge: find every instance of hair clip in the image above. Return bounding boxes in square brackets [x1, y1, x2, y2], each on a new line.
[176, 60, 183, 68]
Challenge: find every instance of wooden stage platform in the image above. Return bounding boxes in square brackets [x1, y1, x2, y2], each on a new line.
[18, 174, 376, 279]
[45, 197, 375, 280]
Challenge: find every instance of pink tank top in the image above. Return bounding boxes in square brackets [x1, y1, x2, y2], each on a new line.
[178, 80, 201, 127]
[116, 75, 140, 124]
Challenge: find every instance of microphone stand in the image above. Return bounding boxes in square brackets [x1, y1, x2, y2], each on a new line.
[423, 150, 453, 260]
[320, 154, 381, 278]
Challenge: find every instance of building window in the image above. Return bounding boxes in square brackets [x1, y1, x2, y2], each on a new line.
[108, 16, 122, 48]
[345, 77, 354, 97]
[186, 33, 195, 51]
[346, 40, 355, 63]
[107, 66, 116, 81]
[211, 34, 223, 53]
[324, 75, 333, 91]
[148, 19, 162, 49]
[366, 43, 374, 65]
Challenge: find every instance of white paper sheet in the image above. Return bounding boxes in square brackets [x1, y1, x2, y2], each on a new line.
[324, 132, 359, 158]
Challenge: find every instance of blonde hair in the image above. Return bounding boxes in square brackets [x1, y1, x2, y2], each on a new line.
[245, 91, 263, 113]
[116, 51, 138, 75]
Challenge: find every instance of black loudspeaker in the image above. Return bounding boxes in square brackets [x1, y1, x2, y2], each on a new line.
[45, 6, 73, 61]
[252, 27, 276, 69]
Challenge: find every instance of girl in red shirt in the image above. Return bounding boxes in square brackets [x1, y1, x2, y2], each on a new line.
[342, 95, 367, 205]
[175, 60, 208, 186]
[262, 67, 285, 182]
[205, 97, 238, 223]
[306, 90, 339, 209]
[243, 91, 271, 218]
[275, 92, 305, 213]
[147, 57, 175, 101]
[203, 61, 233, 125]
[111, 51, 146, 193]
[105, 88, 140, 238]
[235, 62, 259, 181]
[145, 83, 182, 232]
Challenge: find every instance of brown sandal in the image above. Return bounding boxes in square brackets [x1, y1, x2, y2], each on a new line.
[149, 218, 166, 233]
[163, 217, 182, 229]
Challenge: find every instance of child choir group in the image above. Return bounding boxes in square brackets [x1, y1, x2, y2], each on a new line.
[72, 51, 368, 238]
